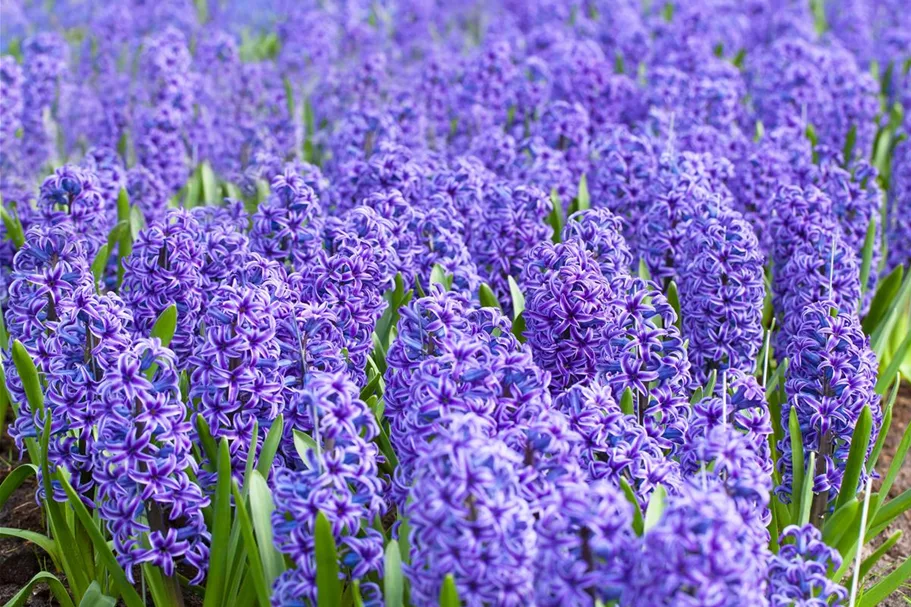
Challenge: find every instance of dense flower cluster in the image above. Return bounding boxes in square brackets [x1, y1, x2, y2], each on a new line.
[779, 302, 880, 503]
[272, 371, 385, 605]
[1, 0, 905, 605]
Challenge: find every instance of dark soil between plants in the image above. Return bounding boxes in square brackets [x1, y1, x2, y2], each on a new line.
[1, 385, 909, 606]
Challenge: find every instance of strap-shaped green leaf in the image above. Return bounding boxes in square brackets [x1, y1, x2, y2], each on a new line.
[5, 572, 75, 607]
[478, 283, 500, 309]
[315, 511, 341, 607]
[439, 574, 461, 607]
[203, 439, 234, 607]
[56, 471, 144, 607]
[384, 539, 404, 607]
[835, 406, 873, 510]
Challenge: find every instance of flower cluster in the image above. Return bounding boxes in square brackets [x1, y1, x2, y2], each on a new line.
[272, 371, 385, 605]
[768, 525, 848, 606]
[679, 207, 765, 382]
[779, 302, 880, 504]
[405, 414, 537, 607]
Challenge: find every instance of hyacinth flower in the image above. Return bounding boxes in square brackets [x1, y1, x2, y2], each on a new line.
[42, 289, 134, 502]
[886, 135, 911, 273]
[563, 208, 633, 280]
[624, 480, 770, 607]
[0, 56, 24, 176]
[509, 136, 576, 204]
[5, 226, 94, 449]
[273, 300, 347, 463]
[748, 36, 879, 161]
[730, 121, 815, 254]
[473, 182, 553, 306]
[122, 210, 205, 364]
[95, 338, 210, 582]
[413, 202, 480, 296]
[360, 189, 424, 286]
[384, 286, 472, 427]
[324, 205, 396, 295]
[678, 207, 765, 383]
[344, 142, 426, 212]
[81, 146, 126, 217]
[20, 33, 68, 176]
[778, 302, 881, 513]
[36, 164, 109, 259]
[405, 413, 537, 607]
[588, 126, 657, 252]
[292, 235, 387, 384]
[535, 100, 592, 181]
[190, 200, 251, 299]
[815, 155, 882, 307]
[271, 371, 385, 606]
[250, 169, 325, 271]
[522, 239, 614, 391]
[598, 274, 693, 453]
[768, 525, 848, 606]
[426, 156, 491, 251]
[533, 479, 635, 606]
[681, 401, 773, 538]
[187, 283, 285, 487]
[773, 225, 862, 347]
[637, 153, 731, 285]
[555, 382, 682, 506]
[127, 165, 170, 225]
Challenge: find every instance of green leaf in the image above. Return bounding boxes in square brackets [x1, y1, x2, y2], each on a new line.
[823, 498, 860, 546]
[620, 387, 634, 416]
[439, 574, 460, 607]
[256, 415, 284, 477]
[548, 189, 564, 243]
[869, 415, 911, 527]
[56, 471, 145, 607]
[870, 488, 911, 534]
[315, 512, 341, 607]
[90, 244, 109, 289]
[195, 415, 219, 468]
[0, 464, 36, 512]
[384, 539, 404, 607]
[116, 188, 133, 288]
[511, 311, 526, 342]
[231, 481, 271, 607]
[293, 428, 318, 467]
[203, 439, 234, 607]
[149, 304, 178, 348]
[507, 276, 525, 319]
[430, 264, 452, 291]
[797, 452, 817, 526]
[638, 258, 651, 281]
[870, 270, 911, 354]
[858, 554, 911, 607]
[836, 406, 873, 510]
[619, 478, 644, 536]
[0, 527, 59, 563]
[12, 340, 44, 419]
[857, 530, 902, 582]
[843, 124, 858, 166]
[478, 283, 500, 309]
[77, 581, 116, 607]
[5, 572, 75, 607]
[0, 206, 26, 248]
[876, 330, 911, 394]
[788, 407, 806, 521]
[576, 174, 590, 212]
[862, 264, 903, 334]
[859, 217, 877, 299]
[200, 162, 218, 205]
[868, 377, 900, 471]
[250, 471, 286, 587]
[666, 281, 681, 329]
[643, 485, 667, 533]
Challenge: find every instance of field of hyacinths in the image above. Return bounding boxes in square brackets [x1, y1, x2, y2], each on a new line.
[3, 0, 911, 606]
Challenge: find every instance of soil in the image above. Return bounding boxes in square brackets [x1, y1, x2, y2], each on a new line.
[1, 387, 909, 606]
[871, 383, 911, 607]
